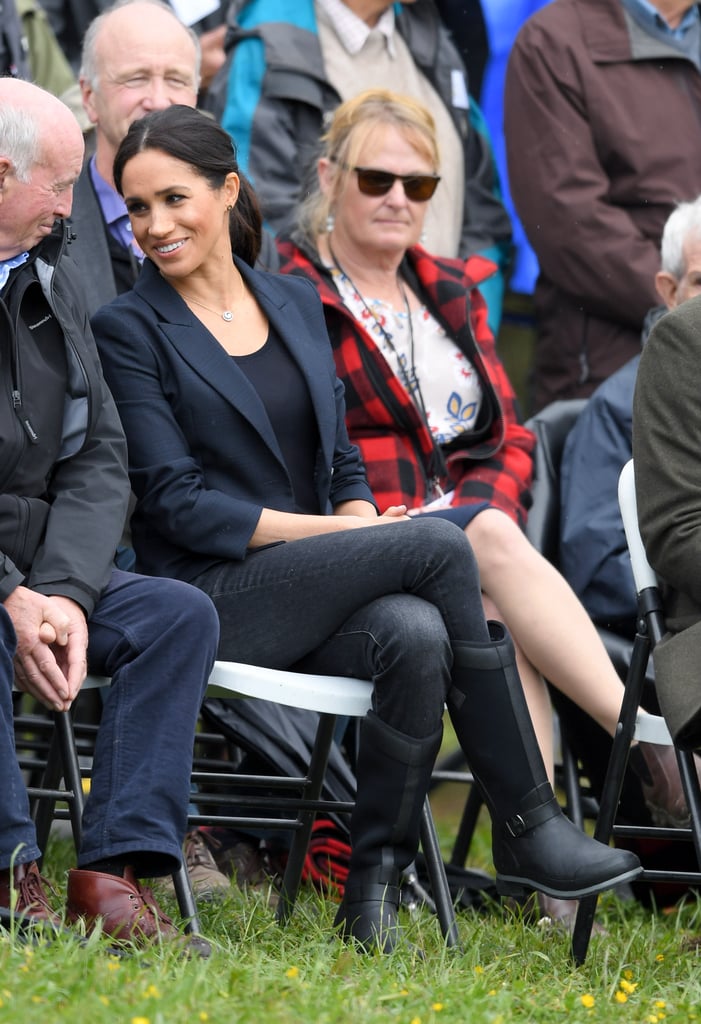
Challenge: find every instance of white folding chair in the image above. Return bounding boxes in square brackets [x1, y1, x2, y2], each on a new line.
[572, 459, 701, 964]
[14, 663, 459, 947]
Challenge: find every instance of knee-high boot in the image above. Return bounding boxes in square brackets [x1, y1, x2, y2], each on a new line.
[334, 710, 443, 952]
[448, 622, 641, 899]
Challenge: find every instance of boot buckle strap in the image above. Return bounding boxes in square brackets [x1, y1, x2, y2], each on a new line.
[505, 814, 527, 838]
[504, 797, 561, 838]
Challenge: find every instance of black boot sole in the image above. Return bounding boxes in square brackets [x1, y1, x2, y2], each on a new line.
[495, 863, 643, 900]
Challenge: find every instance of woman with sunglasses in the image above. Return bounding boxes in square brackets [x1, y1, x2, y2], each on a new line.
[91, 104, 639, 954]
[276, 88, 686, 928]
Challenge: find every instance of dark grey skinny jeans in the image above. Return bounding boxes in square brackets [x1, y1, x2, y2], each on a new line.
[193, 516, 488, 738]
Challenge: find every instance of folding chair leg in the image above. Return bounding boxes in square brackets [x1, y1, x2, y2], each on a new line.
[53, 710, 85, 848]
[419, 797, 459, 948]
[276, 712, 337, 925]
[171, 861, 203, 936]
[571, 632, 650, 966]
[449, 781, 483, 868]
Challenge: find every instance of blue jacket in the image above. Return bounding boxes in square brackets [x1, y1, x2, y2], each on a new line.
[559, 355, 639, 632]
[92, 258, 375, 583]
[559, 306, 666, 631]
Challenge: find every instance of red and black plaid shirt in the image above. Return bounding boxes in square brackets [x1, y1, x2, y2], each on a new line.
[277, 239, 535, 528]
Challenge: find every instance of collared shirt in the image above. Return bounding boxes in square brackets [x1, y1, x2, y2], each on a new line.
[88, 156, 143, 258]
[0, 251, 30, 292]
[620, 0, 700, 54]
[315, 0, 397, 57]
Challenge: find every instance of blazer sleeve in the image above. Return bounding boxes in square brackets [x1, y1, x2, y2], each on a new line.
[93, 302, 264, 562]
[633, 302, 701, 606]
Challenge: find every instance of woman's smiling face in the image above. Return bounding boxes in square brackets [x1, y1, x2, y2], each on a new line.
[121, 148, 239, 280]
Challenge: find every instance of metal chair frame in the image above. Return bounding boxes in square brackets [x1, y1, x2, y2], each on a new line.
[571, 460, 701, 964]
[13, 662, 459, 947]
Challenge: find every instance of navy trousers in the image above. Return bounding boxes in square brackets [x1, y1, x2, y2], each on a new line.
[1, 569, 219, 876]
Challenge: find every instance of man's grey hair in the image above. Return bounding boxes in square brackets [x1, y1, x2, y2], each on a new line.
[79, 0, 201, 88]
[660, 196, 701, 278]
[0, 105, 41, 183]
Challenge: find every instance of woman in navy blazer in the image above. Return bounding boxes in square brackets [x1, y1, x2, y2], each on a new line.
[92, 107, 639, 953]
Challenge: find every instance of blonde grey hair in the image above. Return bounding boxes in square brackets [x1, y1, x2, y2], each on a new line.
[296, 88, 440, 246]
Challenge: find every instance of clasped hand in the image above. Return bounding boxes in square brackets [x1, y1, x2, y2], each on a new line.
[5, 587, 88, 711]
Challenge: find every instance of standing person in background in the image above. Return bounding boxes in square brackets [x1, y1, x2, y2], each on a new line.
[505, 0, 701, 412]
[92, 103, 640, 954]
[203, 0, 512, 335]
[38, 0, 226, 89]
[1, 0, 30, 76]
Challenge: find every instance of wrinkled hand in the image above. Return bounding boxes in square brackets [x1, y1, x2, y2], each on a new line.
[5, 587, 88, 711]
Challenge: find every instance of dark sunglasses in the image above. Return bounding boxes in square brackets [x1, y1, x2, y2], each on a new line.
[338, 162, 441, 202]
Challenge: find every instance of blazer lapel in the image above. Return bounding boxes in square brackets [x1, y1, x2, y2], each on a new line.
[134, 261, 284, 458]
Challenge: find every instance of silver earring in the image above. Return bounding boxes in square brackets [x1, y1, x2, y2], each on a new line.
[420, 230, 427, 245]
[326, 213, 335, 233]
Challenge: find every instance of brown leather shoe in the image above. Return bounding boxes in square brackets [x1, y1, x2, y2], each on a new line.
[66, 866, 210, 956]
[0, 861, 62, 927]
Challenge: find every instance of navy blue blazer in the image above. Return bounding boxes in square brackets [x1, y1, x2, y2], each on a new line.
[92, 257, 375, 582]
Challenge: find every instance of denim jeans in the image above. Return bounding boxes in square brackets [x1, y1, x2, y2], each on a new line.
[194, 517, 488, 739]
[1, 569, 219, 876]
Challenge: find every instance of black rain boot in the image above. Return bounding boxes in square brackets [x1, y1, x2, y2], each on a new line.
[448, 621, 642, 900]
[334, 711, 443, 953]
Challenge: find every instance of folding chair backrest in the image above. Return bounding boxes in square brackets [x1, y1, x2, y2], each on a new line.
[617, 460, 658, 595]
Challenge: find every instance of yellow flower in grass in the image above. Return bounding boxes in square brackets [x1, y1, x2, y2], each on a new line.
[655, 954, 665, 961]
[581, 994, 595, 1008]
[285, 966, 299, 979]
[144, 985, 161, 999]
[198, 1014, 209, 1022]
[99, 996, 109, 1007]
[432, 1003, 444, 1012]
[655, 1002, 666, 1009]
[623, 969, 634, 980]
[615, 991, 628, 1004]
[620, 979, 638, 994]
[131, 1017, 150, 1024]
[410, 1017, 421, 1024]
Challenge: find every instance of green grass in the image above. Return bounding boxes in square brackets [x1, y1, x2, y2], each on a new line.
[3, 786, 701, 1024]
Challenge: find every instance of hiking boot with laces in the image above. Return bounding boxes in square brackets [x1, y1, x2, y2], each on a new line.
[67, 866, 210, 957]
[182, 830, 231, 898]
[207, 828, 284, 907]
[0, 861, 62, 928]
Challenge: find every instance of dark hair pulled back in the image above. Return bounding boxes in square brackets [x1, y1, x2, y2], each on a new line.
[113, 105, 262, 267]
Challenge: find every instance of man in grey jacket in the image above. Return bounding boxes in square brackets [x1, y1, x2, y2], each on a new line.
[0, 77, 219, 951]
